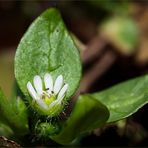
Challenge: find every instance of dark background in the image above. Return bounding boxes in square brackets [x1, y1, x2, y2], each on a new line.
[0, 0, 148, 147]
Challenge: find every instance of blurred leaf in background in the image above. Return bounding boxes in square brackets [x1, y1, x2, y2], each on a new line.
[87, 0, 130, 15]
[100, 16, 139, 55]
[0, 50, 15, 98]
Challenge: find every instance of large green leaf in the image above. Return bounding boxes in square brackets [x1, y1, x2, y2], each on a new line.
[15, 8, 81, 99]
[51, 95, 109, 145]
[92, 75, 148, 123]
[0, 88, 29, 135]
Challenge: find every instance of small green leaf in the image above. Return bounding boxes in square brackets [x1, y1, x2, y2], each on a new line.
[0, 88, 29, 135]
[15, 8, 81, 101]
[51, 95, 109, 145]
[92, 75, 148, 123]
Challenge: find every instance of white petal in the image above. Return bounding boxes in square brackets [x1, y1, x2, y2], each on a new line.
[57, 84, 68, 100]
[44, 73, 53, 94]
[36, 99, 48, 110]
[57, 96, 65, 104]
[48, 96, 64, 110]
[53, 75, 63, 95]
[49, 84, 68, 109]
[48, 100, 57, 109]
[48, 100, 62, 113]
[33, 75, 43, 96]
[27, 82, 38, 100]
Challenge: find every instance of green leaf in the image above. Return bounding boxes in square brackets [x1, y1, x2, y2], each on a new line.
[92, 75, 148, 123]
[0, 88, 29, 135]
[15, 8, 81, 100]
[51, 95, 109, 145]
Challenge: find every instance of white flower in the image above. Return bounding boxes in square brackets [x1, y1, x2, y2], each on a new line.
[27, 73, 68, 113]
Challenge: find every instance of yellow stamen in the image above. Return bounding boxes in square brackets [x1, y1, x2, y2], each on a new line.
[42, 91, 56, 105]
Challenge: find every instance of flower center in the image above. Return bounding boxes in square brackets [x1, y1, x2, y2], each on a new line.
[42, 91, 56, 105]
